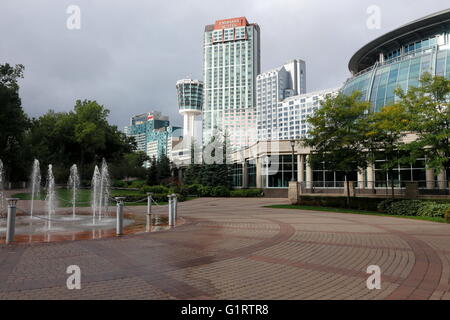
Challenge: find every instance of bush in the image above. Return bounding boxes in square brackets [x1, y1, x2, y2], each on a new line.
[417, 202, 450, 218]
[445, 208, 450, 223]
[377, 199, 399, 213]
[129, 180, 146, 189]
[198, 185, 213, 197]
[230, 189, 264, 197]
[386, 200, 423, 216]
[112, 180, 128, 188]
[211, 186, 230, 197]
[186, 184, 203, 196]
[298, 196, 383, 211]
[141, 185, 170, 194]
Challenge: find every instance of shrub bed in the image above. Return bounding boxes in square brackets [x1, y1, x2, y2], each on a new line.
[298, 196, 383, 211]
[377, 199, 450, 219]
[230, 189, 264, 197]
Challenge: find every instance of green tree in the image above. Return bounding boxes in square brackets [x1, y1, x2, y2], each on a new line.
[303, 92, 371, 205]
[396, 73, 450, 180]
[365, 104, 410, 198]
[0, 63, 30, 181]
[146, 156, 159, 186]
[157, 154, 171, 182]
[28, 100, 134, 182]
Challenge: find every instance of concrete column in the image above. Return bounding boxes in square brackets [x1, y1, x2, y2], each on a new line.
[298, 155, 305, 183]
[357, 168, 365, 189]
[288, 181, 300, 205]
[367, 163, 375, 190]
[242, 161, 248, 189]
[438, 170, 446, 190]
[306, 155, 313, 189]
[256, 157, 262, 188]
[426, 169, 435, 189]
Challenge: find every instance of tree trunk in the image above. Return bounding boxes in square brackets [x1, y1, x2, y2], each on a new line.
[389, 168, 395, 199]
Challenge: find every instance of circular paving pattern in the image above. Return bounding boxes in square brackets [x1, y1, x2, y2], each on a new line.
[0, 197, 450, 300]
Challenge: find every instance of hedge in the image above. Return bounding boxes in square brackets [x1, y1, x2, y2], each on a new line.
[230, 189, 264, 198]
[298, 196, 384, 211]
[377, 199, 450, 218]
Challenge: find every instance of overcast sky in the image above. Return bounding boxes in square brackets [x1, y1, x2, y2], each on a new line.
[1, 0, 449, 129]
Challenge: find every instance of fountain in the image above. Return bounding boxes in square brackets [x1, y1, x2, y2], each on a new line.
[67, 164, 80, 219]
[0, 159, 173, 244]
[45, 165, 56, 229]
[0, 159, 4, 214]
[91, 165, 101, 223]
[30, 159, 41, 217]
[99, 158, 111, 220]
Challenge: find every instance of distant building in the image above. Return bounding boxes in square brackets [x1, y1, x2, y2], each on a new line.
[257, 88, 338, 141]
[203, 17, 261, 150]
[256, 59, 307, 141]
[124, 111, 181, 168]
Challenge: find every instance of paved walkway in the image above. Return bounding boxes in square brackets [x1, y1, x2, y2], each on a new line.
[1, 197, 450, 300]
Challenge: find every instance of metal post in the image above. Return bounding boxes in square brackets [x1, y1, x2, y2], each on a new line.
[115, 197, 125, 236]
[290, 141, 296, 182]
[6, 198, 18, 244]
[147, 192, 153, 215]
[167, 194, 174, 226]
[172, 194, 178, 221]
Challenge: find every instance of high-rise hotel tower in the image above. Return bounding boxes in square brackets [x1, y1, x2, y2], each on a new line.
[203, 17, 261, 150]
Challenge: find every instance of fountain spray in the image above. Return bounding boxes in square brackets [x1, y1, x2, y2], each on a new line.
[67, 164, 80, 219]
[30, 159, 41, 217]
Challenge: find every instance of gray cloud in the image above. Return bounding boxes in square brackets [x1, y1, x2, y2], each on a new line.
[1, 0, 449, 129]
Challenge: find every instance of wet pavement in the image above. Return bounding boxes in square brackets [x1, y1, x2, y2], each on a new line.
[1, 197, 450, 300]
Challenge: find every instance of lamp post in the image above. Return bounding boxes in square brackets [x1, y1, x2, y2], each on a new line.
[290, 140, 296, 182]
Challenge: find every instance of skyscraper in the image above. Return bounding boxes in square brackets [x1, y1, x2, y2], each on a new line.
[256, 59, 307, 141]
[203, 17, 261, 150]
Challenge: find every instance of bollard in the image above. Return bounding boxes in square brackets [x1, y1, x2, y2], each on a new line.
[147, 192, 153, 215]
[6, 198, 19, 244]
[167, 194, 174, 226]
[171, 193, 178, 221]
[115, 197, 125, 236]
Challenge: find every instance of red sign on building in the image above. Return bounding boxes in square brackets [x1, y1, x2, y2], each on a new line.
[214, 17, 248, 30]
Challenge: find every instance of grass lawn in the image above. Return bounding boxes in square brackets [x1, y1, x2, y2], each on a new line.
[265, 204, 447, 223]
[12, 189, 166, 207]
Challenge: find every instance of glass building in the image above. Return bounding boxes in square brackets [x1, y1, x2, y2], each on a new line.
[231, 9, 450, 191]
[342, 9, 450, 111]
[203, 17, 261, 150]
[124, 112, 180, 168]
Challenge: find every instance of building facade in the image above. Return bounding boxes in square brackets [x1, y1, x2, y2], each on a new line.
[256, 59, 307, 141]
[257, 88, 337, 141]
[342, 9, 450, 111]
[203, 17, 261, 150]
[231, 9, 450, 191]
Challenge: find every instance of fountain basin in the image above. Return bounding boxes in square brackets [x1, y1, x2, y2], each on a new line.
[0, 210, 182, 244]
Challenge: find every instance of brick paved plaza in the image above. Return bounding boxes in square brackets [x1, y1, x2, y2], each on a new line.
[1, 197, 450, 300]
